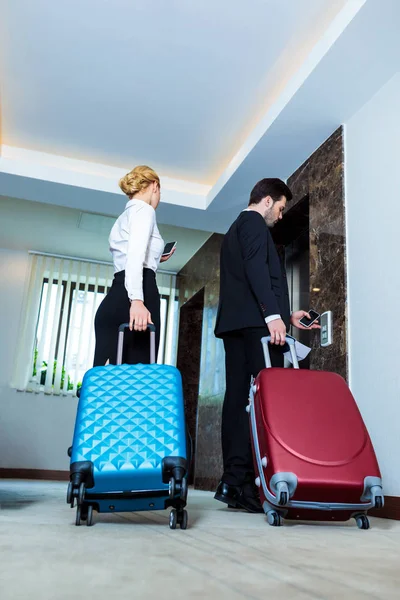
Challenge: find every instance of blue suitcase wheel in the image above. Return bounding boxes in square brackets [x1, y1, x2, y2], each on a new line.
[66, 482, 73, 507]
[78, 482, 86, 506]
[169, 509, 177, 529]
[179, 509, 188, 530]
[181, 477, 188, 502]
[169, 478, 176, 499]
[76, 504, 93, 527]
[169, 508, 188, 530]
[86, 505, 94, 527]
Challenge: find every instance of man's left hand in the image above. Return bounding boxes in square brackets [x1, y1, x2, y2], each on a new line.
[290, 310, 321, 331]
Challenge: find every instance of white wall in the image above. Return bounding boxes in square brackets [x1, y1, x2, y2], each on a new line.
[346, 72, 400, 496]
[0, 196, 211, 272]
[0, 248, 78, 471]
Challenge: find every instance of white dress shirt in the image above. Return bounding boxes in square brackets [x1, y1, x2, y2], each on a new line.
[109, 200, 164, 302]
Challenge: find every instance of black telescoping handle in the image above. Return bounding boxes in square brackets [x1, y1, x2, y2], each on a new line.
[261, 334, 299, 369]
[117, 323, 156, 365]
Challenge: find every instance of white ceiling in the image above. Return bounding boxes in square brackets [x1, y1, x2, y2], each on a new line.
[0, 0, 345, 183]
[1, 0, 399, 233]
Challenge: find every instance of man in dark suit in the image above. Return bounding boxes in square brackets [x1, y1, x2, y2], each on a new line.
[214, 178, 318, 512]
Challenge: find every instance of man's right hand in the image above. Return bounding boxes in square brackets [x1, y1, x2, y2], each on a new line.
[129, 300, 153, 332]
[267, 318, 287, 346]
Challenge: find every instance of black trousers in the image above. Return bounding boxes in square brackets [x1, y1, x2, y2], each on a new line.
[221, 327, 284, 487]
[93, 269, 160, 366]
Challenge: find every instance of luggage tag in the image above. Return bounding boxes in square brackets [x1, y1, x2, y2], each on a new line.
[284, 340, 311, 364]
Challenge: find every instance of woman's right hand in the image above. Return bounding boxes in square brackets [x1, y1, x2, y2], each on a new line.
[129, 300, 153, 332]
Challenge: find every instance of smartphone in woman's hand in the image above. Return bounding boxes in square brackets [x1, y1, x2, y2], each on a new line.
[162, 241, 177, 257]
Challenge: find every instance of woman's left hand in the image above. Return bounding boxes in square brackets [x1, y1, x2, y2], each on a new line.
[160, 247, 176, 263]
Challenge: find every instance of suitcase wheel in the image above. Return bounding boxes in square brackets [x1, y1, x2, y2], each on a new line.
[169, 477, 176, 499]
[181, 477, 188, 502]
[169, 476, 188, 502]
[278, 491, 288, 506]
[275, 481, 290, 506]
[75, 504, 94, 527]
[374, 496, 384, 509]
[169, 508, 188, 530]
[86, 505, 94, 527]
[78, 482, 86, 506]
[180, 509, 188, 530]
[169, 509, 177, 529]
[75, 505, 82, 526]
[66, 482, 74, 508]
[355, 515, 370, 530]
[67, 481, 86, 509]
[267, 511, 282, 527]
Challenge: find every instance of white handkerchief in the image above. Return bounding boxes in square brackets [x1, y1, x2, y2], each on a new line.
[284, 340, 311, 364]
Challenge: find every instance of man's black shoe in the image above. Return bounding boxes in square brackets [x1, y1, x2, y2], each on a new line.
[214, 482, 237, 507]
[214, 481, 264, 513]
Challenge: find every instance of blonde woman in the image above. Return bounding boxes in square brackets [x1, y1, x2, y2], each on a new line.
[93, 165, 173, 366]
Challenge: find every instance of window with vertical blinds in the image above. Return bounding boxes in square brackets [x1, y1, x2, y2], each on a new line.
[11, 253, 179, 396]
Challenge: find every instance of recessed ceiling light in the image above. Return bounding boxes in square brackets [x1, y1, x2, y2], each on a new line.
[312, 287, 321, 292]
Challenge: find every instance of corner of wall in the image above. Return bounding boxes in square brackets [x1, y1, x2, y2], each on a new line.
[342, 122, 352, 389]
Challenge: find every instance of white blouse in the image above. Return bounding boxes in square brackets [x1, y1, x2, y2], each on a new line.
[109, 199, 164, 301]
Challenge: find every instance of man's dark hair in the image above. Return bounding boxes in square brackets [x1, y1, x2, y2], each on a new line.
[248, 178, 292, 206]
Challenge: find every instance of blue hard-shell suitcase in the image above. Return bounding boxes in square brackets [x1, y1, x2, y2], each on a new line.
[67, 323, 189, 529]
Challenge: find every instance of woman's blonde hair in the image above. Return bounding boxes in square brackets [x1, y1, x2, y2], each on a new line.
[119, 165, 160, 199]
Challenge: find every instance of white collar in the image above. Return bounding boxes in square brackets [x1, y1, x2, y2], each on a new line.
[125, 199, 154, 212]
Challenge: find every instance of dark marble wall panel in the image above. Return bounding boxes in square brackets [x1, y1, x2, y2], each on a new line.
[177, 234, 225, 491]
[287, 127, 347, 379]
[194, 400, 223, 491]
[176, 289, 204, 484]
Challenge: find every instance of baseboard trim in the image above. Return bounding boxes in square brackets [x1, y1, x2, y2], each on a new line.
[370, 496, 400, 520]
[1, 469, 398, 519]
[0, 468, 69, 481]
[194, 476, 219, 492]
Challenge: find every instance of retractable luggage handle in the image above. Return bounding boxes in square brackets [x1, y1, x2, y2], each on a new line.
[117, 323, 156, 365]
[261, 335, 299, 369]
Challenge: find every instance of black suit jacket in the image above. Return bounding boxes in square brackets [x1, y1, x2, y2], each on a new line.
[214, 210, 291, 337]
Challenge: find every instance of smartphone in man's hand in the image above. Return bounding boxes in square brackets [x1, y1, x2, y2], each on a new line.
[299, 309, 320, 328]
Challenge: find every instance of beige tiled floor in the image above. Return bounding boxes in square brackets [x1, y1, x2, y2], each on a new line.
[0, 480, 399, 599]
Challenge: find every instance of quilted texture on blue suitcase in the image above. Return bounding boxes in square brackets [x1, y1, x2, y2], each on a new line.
[70, 363, 187, 496]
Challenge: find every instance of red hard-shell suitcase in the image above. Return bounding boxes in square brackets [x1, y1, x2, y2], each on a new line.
[248, 335, 384, 529]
